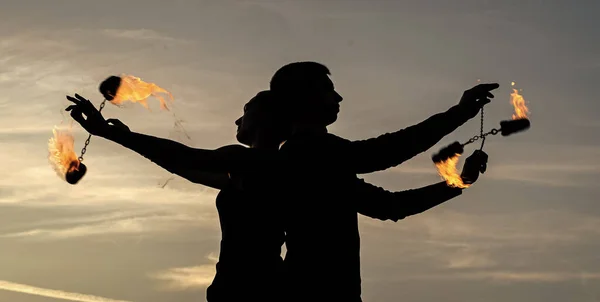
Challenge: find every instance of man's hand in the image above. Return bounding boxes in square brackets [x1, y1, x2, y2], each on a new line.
[458, 83, 500, 119]
[460, 150, 488, 185]
[65, 94, 110, 137]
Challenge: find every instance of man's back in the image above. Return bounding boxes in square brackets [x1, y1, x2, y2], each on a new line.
[280, 131, 364, 302]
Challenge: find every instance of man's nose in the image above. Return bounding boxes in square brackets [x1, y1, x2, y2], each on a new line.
[235, 117, 242, 126]
[335, 91, 343, 103]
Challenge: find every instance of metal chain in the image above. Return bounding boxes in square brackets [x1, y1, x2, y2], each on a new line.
[461, 106, 501, 147]
[78, 99, 108, 162]
[479, 106, 486, 150]
[462, 128, 500, 147]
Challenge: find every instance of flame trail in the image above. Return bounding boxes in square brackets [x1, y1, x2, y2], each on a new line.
[0, 280, 132, 302]
[435, 154, 469, 189]
[111, 74, 174, 111]
[510, 82, 530, 120]
[48, 123, 81, 180]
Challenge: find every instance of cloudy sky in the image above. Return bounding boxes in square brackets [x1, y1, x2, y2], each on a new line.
[1, 0, 599, 301]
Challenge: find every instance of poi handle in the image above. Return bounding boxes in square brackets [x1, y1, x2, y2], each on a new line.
[460, 150, 488, 184]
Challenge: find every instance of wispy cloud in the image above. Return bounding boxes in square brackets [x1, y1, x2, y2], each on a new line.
[1, 211, 214, 241]
[101, 29, 190, 44]
[149, 253, 218, 291]
[405, 271, 600, 283]
[0, 280, 131, 302]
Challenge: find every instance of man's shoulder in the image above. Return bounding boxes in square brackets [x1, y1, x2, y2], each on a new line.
[283, 132, 350, 148]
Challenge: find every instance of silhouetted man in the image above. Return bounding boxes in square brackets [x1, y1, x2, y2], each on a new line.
[268, 61, 497, 302]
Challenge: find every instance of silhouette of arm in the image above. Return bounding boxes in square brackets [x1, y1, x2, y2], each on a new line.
[353, 178, 462, 222]
[346, 105, 471, 174]
[100, 127, 279, 176]
[173, 170, 230, 190]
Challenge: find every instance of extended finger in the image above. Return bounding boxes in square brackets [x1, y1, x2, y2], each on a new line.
[75, 93, 97, 111]
[65, 105, 77, 112]
[74, 93, 89, 102]
[66, 95, 81, 105]
[476, 83, 500, 92]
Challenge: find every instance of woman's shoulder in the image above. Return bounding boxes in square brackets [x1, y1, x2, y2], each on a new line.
[216, 144, 248, 152]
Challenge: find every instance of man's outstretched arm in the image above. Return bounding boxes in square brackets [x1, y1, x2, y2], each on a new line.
[345, 83, 499, 174]
[353, 150, 488, 220]
[353, 178, 463, 222]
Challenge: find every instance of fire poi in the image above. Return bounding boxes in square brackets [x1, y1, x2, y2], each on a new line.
[48, 74, 175, 184]
[432, 82, 531, 188]
[48, 123, 87, 184]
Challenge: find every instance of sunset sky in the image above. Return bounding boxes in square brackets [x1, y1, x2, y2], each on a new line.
[1, 1, 599, 301]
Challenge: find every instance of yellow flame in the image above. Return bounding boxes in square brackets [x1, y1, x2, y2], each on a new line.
[435, 153, 470, 189]
[48, 125, 80, 180]
[110, 74, 174, 110]
[510, 87, 530, 120]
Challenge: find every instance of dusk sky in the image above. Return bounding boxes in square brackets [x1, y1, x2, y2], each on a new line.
[1, 1, 599, 301]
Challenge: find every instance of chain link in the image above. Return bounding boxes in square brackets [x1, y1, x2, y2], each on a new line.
[462, 128, 501, 147]
[78, 99, 107, 162]
[479, 106, 486, 150]
[461, 105, 502, 148]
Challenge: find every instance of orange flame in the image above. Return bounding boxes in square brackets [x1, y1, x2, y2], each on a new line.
[110, 74, 174, 110]
[48, 125, 80, 180]
[510, 82, 530, 120]
[435, 154, 470, 189]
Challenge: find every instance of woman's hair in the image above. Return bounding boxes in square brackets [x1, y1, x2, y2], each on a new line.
[239, 90, 292, 145]
[244, 90, 278, 115]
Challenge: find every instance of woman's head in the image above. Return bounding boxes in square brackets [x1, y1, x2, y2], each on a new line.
[235, 90, 291, 147]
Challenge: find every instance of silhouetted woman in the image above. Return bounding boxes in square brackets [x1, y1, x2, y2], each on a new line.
[70, 91, 289, 301]
[182, 91, 290, 302]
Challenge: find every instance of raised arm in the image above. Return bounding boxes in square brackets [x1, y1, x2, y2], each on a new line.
[354, 149, 488, 221]
[173, 170, 230, 190]
[101, 126, 278, 173]
[347, 83, 499, 174]
[354, 179, 462, 222]
[66, 94, 281, 176]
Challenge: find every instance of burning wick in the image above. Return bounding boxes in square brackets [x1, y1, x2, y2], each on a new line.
[435, 154, 470, 188]
[509, 82, 530, 120]
[47, 125, 87, 184]
[432, 82, 532, 187]
[99, 74, 174, 111]
[432, 142, 469, 188]
[500, 82, 531, 136]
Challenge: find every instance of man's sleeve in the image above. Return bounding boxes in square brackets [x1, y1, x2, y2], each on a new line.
[344, 105, 470, 174]
[102, 128, 281, 174]
[353, 178, 463, 222]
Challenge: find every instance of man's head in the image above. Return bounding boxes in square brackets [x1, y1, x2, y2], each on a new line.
[270, 61, 343, 127]
[235, 90, 291, 147]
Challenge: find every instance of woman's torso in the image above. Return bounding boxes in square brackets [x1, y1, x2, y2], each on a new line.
[206, 172, 285, 301]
